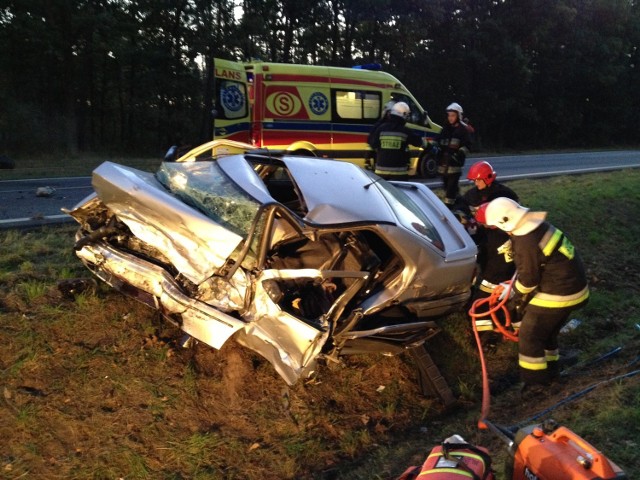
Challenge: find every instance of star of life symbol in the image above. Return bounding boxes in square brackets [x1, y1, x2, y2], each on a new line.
[309, 92, 329, 115]
[221, 85, 244, 112]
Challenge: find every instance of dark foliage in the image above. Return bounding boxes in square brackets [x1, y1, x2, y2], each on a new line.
[1, 0, 638, 154]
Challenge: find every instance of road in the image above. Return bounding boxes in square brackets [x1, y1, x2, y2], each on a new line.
[0, 176, 93, 228]
[1, 150, 640, 228]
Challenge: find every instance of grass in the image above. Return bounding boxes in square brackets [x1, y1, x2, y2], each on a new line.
[0, 169, 639, 479]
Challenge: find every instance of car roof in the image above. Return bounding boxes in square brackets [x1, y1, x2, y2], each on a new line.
[217, 155, 398, 225]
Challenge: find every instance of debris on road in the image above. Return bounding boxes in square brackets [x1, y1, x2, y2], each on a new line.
[35, 186, 56, 197]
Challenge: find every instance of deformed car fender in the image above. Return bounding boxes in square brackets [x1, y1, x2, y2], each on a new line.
[75, 241, 246, 349]
[237, 268, 333, 385]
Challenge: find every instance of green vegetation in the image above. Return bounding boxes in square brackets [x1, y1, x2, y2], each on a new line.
[0, 154, 160, 180]
[1, 170, 639, 479]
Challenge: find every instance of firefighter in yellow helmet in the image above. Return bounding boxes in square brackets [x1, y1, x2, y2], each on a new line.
[480, 197, 589, 391]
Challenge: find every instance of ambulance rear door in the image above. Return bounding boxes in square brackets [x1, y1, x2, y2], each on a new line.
[213, 59, 251, 143]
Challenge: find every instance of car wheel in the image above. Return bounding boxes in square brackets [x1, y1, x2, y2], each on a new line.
[418, 152, 437, 178]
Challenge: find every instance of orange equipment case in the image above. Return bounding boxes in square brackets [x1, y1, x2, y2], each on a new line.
[509, 422, 626, 480]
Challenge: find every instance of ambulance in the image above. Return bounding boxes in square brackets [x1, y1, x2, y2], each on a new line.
[211, 59, 441, 177]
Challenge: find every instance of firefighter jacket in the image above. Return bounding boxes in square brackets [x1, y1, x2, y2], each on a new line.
[369, 117, 423, 176]
[475, 228, 515, 289]
[462, 181, 519, 208]
[511, 221, 589, 310]
[435, 122, 472, 175]
[463, 182, 519, 289]
[367, 114, 390, 148]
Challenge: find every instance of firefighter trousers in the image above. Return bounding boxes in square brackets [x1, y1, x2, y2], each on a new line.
[441, 172, 461, 205]
[518, 305, 577, 386]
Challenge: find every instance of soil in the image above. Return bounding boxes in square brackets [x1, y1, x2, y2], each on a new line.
[2, 283, 636, 480]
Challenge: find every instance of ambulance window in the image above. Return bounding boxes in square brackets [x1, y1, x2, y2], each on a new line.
[217, 80, 248, 120]
[390, 93, 424, 125]
[333, 90, 381, 122]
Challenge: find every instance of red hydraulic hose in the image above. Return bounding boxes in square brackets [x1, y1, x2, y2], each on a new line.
[470, 317, 491, 429]
[468, 274, 519, 428]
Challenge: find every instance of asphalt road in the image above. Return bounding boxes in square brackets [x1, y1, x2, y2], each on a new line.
[1, 150, 639, 229]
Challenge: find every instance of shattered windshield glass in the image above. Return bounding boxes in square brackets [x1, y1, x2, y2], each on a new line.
[157, 161, 261, 238]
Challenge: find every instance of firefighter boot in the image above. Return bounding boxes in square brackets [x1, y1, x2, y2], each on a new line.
[519, 382, 549, 400]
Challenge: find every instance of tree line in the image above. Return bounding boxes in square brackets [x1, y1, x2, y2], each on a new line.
[1, 0, 639, 156]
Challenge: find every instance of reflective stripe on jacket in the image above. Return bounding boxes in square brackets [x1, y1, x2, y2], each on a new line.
[369, 117, 423, 175]
[512, 221, 589, 309]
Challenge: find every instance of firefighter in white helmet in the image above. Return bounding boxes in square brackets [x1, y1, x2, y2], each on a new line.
[429, 102, 472, 206]
[366, 100, 397, 170]
[478, 197, 589, 392]
[368, 102, 425, 180]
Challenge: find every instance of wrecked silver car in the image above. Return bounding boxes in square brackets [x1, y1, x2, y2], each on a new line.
[68, 141, 477, 403]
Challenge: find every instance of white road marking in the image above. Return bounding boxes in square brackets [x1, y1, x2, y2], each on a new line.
[0, 185, 93, 194]
[0, 214, 72, 225]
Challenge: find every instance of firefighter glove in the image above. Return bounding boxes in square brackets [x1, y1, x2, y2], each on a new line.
[452, 150, 466, 166]
[465, 217, 478, 235]
[506, 291, 526, 322]
[498, 282, 515, 301]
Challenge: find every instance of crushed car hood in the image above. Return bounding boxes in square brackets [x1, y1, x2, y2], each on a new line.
[277, 156, 397, 225]
[91, 161, 244, 284]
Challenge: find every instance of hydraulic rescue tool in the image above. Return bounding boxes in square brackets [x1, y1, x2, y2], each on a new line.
[397, 417, 626, 479]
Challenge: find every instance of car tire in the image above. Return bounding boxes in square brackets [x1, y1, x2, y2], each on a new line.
[418, 152, 437, 178]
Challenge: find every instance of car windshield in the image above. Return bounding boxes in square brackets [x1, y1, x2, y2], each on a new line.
[156, 161, 261, 238]
[374, 178, 444, 250]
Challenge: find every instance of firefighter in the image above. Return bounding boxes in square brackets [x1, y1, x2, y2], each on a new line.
[366, 100, 396, 170]
[368, 102, 424, 180]
[463, 161, 519, 350]
[431, 102, 472, 207]
[481, 197, 589, 392]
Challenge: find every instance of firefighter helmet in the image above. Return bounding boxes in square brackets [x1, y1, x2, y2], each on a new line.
[484, 197, 529, 233]
[383, 100, 396, 113]
[474, 203, 490, 225]
[390, 102, 411, 119]
[446, 102, 463, 114]
[467, 161, 496, 186]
